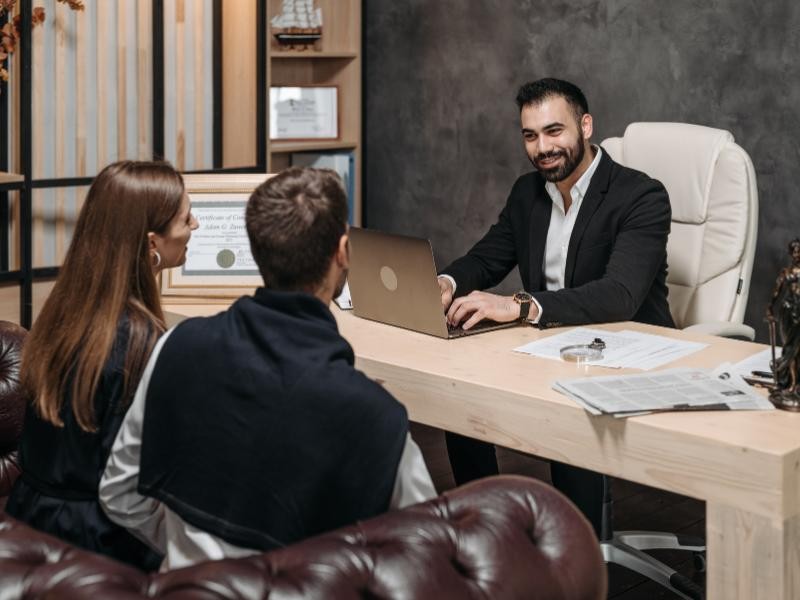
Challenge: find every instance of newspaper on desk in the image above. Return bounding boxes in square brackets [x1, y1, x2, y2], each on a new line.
[554, 367, 775, 417]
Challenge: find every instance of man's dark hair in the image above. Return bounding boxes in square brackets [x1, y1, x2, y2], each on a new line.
[246, 167, 348, 291]
[515, 78, 589, 123]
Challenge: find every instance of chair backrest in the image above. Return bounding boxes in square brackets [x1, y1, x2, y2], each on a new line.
[0, 321, 27, 501]
[602, 123, 758, 329]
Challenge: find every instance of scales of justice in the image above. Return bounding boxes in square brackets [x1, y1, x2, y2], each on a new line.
[767, 238, 800, 411]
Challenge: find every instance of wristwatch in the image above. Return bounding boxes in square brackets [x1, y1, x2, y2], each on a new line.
[512, 291, 533, 320]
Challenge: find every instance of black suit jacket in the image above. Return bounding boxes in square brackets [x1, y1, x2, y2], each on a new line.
[442, 149, 675, 328]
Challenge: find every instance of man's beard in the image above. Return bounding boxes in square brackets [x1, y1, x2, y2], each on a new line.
[530, 138, 586, 182]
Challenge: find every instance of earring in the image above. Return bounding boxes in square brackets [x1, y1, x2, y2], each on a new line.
[151, 250, 162, 268]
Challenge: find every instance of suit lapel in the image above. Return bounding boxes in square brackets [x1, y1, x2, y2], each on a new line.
[564, 150, 613, 286]
[528, 181, 551, 292]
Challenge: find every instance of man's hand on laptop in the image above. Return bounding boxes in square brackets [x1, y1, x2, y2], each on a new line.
[438, 276, 454, 310]
[446, 291, 521, 330]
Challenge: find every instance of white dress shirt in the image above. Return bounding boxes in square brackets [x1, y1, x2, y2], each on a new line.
[99, 328, 437, 571]
[440, 146, 603, 323]
[542, 146, 603, 293]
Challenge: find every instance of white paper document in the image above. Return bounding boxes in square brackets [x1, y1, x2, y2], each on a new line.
[729, 348, 778, 379]
[514, 327, 707, 370]
[554, 367, 775, 417]
[334, 280, 353, 310]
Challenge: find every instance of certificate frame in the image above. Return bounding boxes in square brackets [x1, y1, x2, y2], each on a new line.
[160, 173, 273, 302]
[269, 85, 339, 141]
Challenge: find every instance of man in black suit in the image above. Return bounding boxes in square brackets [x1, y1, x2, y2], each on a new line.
[438, 78, 673, 534]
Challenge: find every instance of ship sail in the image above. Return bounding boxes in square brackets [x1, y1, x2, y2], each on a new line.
[271, 0, 323, 30]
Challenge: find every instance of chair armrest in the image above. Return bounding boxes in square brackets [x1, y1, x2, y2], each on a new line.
[683, 321, 755, 341]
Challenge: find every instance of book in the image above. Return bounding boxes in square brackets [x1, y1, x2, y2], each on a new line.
[290, 151, 355, 224]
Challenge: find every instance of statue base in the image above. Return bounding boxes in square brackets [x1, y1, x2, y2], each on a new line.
[770, 389, 800, 412]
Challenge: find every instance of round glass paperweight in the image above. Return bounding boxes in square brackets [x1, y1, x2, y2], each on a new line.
[559, 338, 606, 363]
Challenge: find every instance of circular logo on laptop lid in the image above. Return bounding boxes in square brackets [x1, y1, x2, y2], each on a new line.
[380, 266, 398, 291]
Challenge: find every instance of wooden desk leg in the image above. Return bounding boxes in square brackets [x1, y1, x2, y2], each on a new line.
[707, 502, 800, 599]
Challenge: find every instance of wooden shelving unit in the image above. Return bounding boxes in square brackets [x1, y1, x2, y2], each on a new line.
[0, 172, 24, 185]
[272, 51, 358, 59]
[266, 0, 362, 224]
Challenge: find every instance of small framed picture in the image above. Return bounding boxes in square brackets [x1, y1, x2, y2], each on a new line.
[160, 173, 272, 301]
[269, 86, 339, 140]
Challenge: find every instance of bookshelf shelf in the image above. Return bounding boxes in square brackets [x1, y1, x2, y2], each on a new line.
[0, 172, 24, 185]
[269, 140, 358, 154]
[271, 51, 358, 59]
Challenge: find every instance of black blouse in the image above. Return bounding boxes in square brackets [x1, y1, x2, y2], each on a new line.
[6, 316, 161, 571]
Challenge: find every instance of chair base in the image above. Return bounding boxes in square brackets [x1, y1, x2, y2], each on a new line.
[602, 530, 705, 600]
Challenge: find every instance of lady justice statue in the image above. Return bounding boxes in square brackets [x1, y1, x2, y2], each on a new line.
[767, 239, 800, 410]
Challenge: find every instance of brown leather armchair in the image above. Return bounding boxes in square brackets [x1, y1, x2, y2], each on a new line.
[0, 320, 607, 599]
[0, 320, 26, 510]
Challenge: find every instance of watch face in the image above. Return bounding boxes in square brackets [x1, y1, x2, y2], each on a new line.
[514, 291, 532, 303]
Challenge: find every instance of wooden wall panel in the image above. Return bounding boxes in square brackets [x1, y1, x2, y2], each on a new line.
[0, 285, 20, 324]
[31, 0, 154, 180]
[221, 0, 257, 168]
[31, 279, 57, 323]
[137, 0, 152, 159]
[7, 191, 19, 270]
[163, 0, 214, 171]
[24, 1, 158, 269]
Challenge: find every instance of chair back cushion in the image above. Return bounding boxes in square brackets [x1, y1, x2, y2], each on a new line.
[0, 321, 27, 500]
[603, 123, 758, 327]
[0, 475, 607, 599]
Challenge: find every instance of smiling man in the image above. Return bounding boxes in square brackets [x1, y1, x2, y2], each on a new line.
[437, 78, 674, 534]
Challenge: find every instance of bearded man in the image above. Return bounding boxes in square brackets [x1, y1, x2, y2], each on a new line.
[438, 78, 674, 535]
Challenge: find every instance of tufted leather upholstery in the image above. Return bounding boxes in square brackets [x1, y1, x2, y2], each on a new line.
[0, 321, 26, 502]
[603, 123, 758, 337]
[0, 475, 606, 599]
[0, 323, 606, 599]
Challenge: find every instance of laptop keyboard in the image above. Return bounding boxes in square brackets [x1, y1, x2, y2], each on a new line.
[447, 319, 504, 337]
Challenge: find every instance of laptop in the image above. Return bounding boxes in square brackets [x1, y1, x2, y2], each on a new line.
[347, 227, 519, 339]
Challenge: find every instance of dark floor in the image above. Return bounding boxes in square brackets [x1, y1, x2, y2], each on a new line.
[411, 422, 706, 600]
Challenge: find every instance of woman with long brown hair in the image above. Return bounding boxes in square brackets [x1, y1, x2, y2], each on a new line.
[5, 160, 197, 570]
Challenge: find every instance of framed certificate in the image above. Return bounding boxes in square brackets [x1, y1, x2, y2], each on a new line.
[269, 86, 339, 140]
[160, 173, 272, 301]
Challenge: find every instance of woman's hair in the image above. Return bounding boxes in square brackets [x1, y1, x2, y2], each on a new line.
[22, 160, 185, 431]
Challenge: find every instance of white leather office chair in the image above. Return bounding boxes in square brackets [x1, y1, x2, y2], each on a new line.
[599, 123, 759, 599]
[604, 122, 758, 340]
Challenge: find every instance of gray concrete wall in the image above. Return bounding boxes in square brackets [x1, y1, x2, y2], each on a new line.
[364, 0, 800, 341]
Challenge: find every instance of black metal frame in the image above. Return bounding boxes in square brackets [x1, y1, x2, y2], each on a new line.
[361, 0, 367, 227]
[3, 0, 268, 328]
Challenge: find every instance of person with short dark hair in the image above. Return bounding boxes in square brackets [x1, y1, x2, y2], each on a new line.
[99, 167, 436, 570]
[437, 78, 673, 534]
[6, 160, 198, 570]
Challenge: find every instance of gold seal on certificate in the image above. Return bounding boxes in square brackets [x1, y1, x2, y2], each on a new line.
[216, 249, 237, 269]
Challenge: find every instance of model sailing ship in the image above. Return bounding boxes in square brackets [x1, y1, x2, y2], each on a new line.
[271, 0, 323, 50]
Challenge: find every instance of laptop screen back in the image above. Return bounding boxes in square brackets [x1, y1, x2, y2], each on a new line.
[347, 228, 449, 337]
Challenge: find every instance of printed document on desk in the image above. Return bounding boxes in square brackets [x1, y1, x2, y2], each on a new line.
[729, 347, 779, 379]
[334, 281, 353, 310]
[553, 368, 775, 416]
[514, 327, 707, 370]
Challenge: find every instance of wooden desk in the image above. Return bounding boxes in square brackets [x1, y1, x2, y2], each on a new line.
[166, 303, 800, 600]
